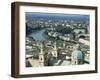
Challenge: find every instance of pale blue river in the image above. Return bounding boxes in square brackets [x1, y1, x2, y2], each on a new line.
[29, 29, 46, 41]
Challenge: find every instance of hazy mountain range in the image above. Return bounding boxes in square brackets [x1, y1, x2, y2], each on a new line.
[26, 12, 89, 21]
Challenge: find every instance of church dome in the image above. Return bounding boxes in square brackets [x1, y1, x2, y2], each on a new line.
[72, 50, 84, 59]
[72, 44, 84, 60]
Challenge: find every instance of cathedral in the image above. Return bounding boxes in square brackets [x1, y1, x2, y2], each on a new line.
[38, 42, 58, 66]
[71, 44, 84, 65]
[38, 42, 84, 67]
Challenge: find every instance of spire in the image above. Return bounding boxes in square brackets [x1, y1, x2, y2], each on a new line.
[40, 43, 44, 54]
[54, 42, 57, 50]
[63, 40, 66, 48]
[52, 42, 58, 58]
[39, 43, 45, 66]
[74, 44, 80, 50]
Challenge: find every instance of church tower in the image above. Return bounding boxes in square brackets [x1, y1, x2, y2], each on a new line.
[52, 42, 58, 58]
[39, 43, 45, 66]
[63, 40, 66, 48]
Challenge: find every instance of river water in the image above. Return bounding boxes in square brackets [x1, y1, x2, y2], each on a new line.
[28, 29, 46, 41]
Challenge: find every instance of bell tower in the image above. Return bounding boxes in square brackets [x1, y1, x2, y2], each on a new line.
[52, 42, 58, 58]
[39, 43, 44, 66]
[63, 40, 66, 48]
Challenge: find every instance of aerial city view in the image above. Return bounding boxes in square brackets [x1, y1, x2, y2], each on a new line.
[25, 12, 90, 67]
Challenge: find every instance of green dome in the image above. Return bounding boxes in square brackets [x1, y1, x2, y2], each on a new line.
[71, 50, 84, 59]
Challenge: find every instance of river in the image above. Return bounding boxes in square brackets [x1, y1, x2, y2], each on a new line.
[28, 29, 46, 41]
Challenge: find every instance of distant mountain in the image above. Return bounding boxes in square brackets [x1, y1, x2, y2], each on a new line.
[26, 12, 89, 21]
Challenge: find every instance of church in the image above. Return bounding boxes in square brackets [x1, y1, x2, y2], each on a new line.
[38, 42, 58, 66]
[38, 42, 84, 67]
